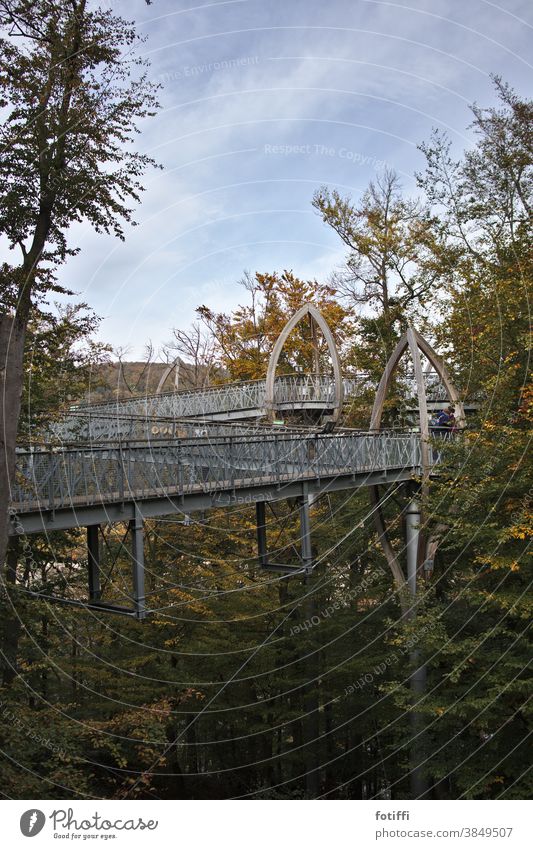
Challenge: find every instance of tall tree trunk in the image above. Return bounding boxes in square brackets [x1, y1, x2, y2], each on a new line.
[1, 159, 53, 572]
[1, 536, 21, 685]
[0, 313, 26, 571]
[0, 310, 28, 691]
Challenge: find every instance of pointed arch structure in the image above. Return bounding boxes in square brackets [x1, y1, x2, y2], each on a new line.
[370, 327, 464, 475]
[264, 303, 344, 425]
[369, 327, 464, 609]
[156, 358, 180, 395]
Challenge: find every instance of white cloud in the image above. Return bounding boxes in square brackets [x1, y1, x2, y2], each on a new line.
[4, 0, 531, 355]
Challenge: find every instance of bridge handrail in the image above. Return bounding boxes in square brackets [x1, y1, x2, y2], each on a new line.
[65, 373, 362, 417]
[12, 431, 424, 514]
[71, 371, 370, 412]
[47, 413, 315, 445]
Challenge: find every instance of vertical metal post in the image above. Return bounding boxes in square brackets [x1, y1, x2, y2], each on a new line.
[405, 495, 428, 798]
[87, 525, 101, 602]
[130, 505, 146, 620]
[47, 452, 56, 517]
[300, 488, 319, 796]
[256, 501, 268, 567]
[406, 498, 420, 598]
[299, 488, 313, 574]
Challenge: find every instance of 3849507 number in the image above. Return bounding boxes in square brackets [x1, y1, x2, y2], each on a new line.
[462, 828, 513, 838]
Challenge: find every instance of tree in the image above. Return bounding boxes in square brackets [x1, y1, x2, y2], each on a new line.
[418, 77, 531, 262]
[19, 303, 110, 439]
[312, 169, 441, 368]
[0, 0, 159, 570]
[197, 270, 353, 382]
[411, 79, 532, 798]
[161, 321, 218, 391]
[416, 78, 531, 422]
[0, 303, 108, 688]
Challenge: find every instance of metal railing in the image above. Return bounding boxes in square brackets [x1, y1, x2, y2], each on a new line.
[12, 431, 423, 515]
[69, 374, 367, 419]
[53, 371, 459, 442]
[49, 413, 309, 445]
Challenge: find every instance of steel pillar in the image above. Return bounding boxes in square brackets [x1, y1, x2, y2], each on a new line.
[130, 506, 146, 620]
[87, 525, 101, 602]
[303, 567, 320, 798]
[405, 498, 420, 598]
[405, 496, 429, 798]
[299, 491, 313, 574]
[300, 490, 319, 796]
[256, 501, 268, 568]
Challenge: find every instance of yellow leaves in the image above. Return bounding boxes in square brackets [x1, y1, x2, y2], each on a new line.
[150, 586, 211, 621]
[475, 554, 521, 572]
[518, 383, 533, 421]
[499, 513, 533, 544]
[135, 746, 156, 763]
[177, 687, 205, 704]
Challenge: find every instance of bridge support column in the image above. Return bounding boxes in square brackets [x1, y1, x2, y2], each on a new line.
[299, 491, 313, 574]
[130, 507, 146, 620]
[256, 501, 268, 568]
[406, 496, 428, 798]
[87, 525, 101, 602]
[406, 498, 420, 598]
[300, 489, 319, 796]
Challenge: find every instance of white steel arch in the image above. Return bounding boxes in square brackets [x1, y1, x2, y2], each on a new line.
[264, 303, 344, 425]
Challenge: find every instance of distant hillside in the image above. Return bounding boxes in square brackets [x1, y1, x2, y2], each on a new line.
[82, 360, 217, 404]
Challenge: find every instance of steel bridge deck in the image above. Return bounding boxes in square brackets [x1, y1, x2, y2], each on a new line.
[10, 431, 423, 535]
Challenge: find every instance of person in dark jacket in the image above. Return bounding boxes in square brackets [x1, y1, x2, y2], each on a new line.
[431, 405, 455, 440]
[432, 408, 448, 431]
[430, 406, 451, 461]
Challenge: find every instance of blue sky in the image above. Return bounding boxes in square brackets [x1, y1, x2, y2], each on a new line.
[57, 0, 532, 357]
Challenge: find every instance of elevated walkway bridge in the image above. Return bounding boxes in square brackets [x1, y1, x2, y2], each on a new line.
[10, 426, 426, 618]
[53, 371, 461, 443]
[9, 310, 472, 619]
[11, 430, 424, 537]
[6, 310, 472, 801]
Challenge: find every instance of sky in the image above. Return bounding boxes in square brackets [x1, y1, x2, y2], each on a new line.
[49, 0, 533, 357]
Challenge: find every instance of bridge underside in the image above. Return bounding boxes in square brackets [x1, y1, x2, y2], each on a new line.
[10, 464, 415, 620]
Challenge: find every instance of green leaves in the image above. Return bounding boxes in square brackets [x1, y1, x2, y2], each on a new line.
[0, 0, 160, 307]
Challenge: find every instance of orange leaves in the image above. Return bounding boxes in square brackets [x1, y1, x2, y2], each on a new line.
[197, 270, 354, 381]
